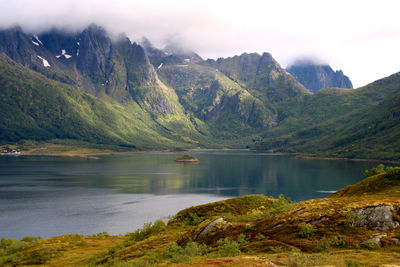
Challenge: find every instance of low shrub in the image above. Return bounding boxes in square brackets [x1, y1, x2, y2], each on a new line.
[126, 220, 166, 242]
[255, 233, 265, 240]
[362, 239, 379, 250]
[298, 222, 316, 238]
[236, 233, 248, 245]
[345, 211, 366, 227]
[161, 241, 208, 263]
[216, 238, 241, 257]
[364, 164, 385, 177]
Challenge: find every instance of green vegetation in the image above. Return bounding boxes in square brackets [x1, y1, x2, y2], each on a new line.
[1, 26, 400, 160]
[125, 220, 166, 242]
[174, 154, 199, 162]
[298, 222, 316, 238]
[2, 166, 400, 266]
[254, 73, 400, 160]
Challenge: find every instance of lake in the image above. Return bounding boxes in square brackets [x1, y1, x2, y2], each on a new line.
[0, 151, 382, 239]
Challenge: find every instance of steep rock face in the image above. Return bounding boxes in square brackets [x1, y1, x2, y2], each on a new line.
[0, 26, 38, 67]
[208, 53, 310, 103]
[287, 61, 353, 93]
[152, 55, 270, 128]
[76, 25, 113, 87]
[0, 25, 181, 115]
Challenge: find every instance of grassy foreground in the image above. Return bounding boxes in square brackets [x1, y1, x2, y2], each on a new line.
[1, 166, 400, 266]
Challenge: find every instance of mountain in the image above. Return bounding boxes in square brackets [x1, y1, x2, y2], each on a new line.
[255, 72, 400, 160]
[286, 60, 353, 93]
[0, 24, 399, 160]
[0, 25, 213, 149]
[0, 24, 309, 148]
[143, 41, 310, 134]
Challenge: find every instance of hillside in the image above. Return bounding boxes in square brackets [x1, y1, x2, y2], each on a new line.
[0, 25, 312, 148]
[0, 24, 399, 160]
[1, 165, 399, 266]
[0, 53, 206, 150]
[255, 72, 400, 160]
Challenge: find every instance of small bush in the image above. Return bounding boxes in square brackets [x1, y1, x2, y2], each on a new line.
[364, 164, 385, 177]
[0, 237, 31, 254]
[362, 239, 379, 250]
[329, 236, 347, 248]
[345, 211, 366, 227]
[184, 241, 208, 257]
[21, 236, 42, 242]
[313, 236, 347, 252]
[344, 259, 360, 267]
[385, 166, 400, 180]
[216, 238, 241, 257]
[313, 237, 331, 252]
[255, 233, 265, 240]
[126, 220, 166, 242]
[160, 241, 207, 263]
[298, 222, 316, 238]
[30, 246, 60, 264]
[182, 213, 204, 226]
[162, 242, 187, 263]
[364, 164, 400, 179]
[236, 233, 248, 245]
[95, 232, 110, 239]
[245, 223, 255, 231]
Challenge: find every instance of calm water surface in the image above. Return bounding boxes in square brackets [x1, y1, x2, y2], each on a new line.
[0, 151, 381, 238]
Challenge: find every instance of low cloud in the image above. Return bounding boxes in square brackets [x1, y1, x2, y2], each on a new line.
[1, 0, 399, 87]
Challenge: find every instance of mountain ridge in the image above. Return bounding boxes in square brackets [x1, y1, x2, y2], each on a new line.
[0, 24, 398, 160]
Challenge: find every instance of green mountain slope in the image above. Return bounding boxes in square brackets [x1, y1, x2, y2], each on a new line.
[1, 24, 399, 159]
[0, 53, 205, 149]
[255, 72, 400, 160]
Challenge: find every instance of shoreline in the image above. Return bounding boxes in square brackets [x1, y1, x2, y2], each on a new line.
[6, 149, 400, 165]
[294, 155, 400, 165]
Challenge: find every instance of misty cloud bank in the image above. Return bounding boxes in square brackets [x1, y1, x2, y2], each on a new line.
[0, 0, 399, 87]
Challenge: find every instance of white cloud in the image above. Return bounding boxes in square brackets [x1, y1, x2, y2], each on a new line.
[0, 0, 399, 87]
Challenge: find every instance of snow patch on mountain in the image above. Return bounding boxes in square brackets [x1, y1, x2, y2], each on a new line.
[56, 49, 72, 59]
[33, 35, 43, 45]
[37, 56, 50, 67]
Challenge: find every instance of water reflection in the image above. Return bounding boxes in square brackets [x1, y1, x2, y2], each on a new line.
[1, 152, 378, 200]
[0, 151, 387, 238]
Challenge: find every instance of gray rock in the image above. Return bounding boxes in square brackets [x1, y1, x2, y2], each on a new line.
[309, 216, 326, 225]
[286, 60, 353, 93]
[197, 218, 224, 239]
[353, 205, 399, 231]
[368, 234, 387, 246]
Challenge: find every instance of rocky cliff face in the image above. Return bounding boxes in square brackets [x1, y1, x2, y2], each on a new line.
[0, 25, 182, 115]
[208, 53, 310, 103]
[287, 60, 353, 93]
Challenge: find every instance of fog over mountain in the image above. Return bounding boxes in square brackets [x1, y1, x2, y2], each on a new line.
[0, 0, 400, 87]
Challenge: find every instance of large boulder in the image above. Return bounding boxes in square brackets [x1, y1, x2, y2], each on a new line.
[353, 205, 399, 231]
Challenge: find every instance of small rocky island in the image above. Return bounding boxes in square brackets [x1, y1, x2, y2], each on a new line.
[174, 154, 199, 163]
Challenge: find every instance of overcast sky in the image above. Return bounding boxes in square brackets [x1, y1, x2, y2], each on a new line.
[0, 0, 399, 87]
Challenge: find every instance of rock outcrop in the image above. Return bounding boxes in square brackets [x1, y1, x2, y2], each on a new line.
[287, 60, 353, 93]
[352, 205, 399, 231]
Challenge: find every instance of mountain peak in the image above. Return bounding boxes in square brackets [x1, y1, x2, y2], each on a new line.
[287, 60, 353, 93]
